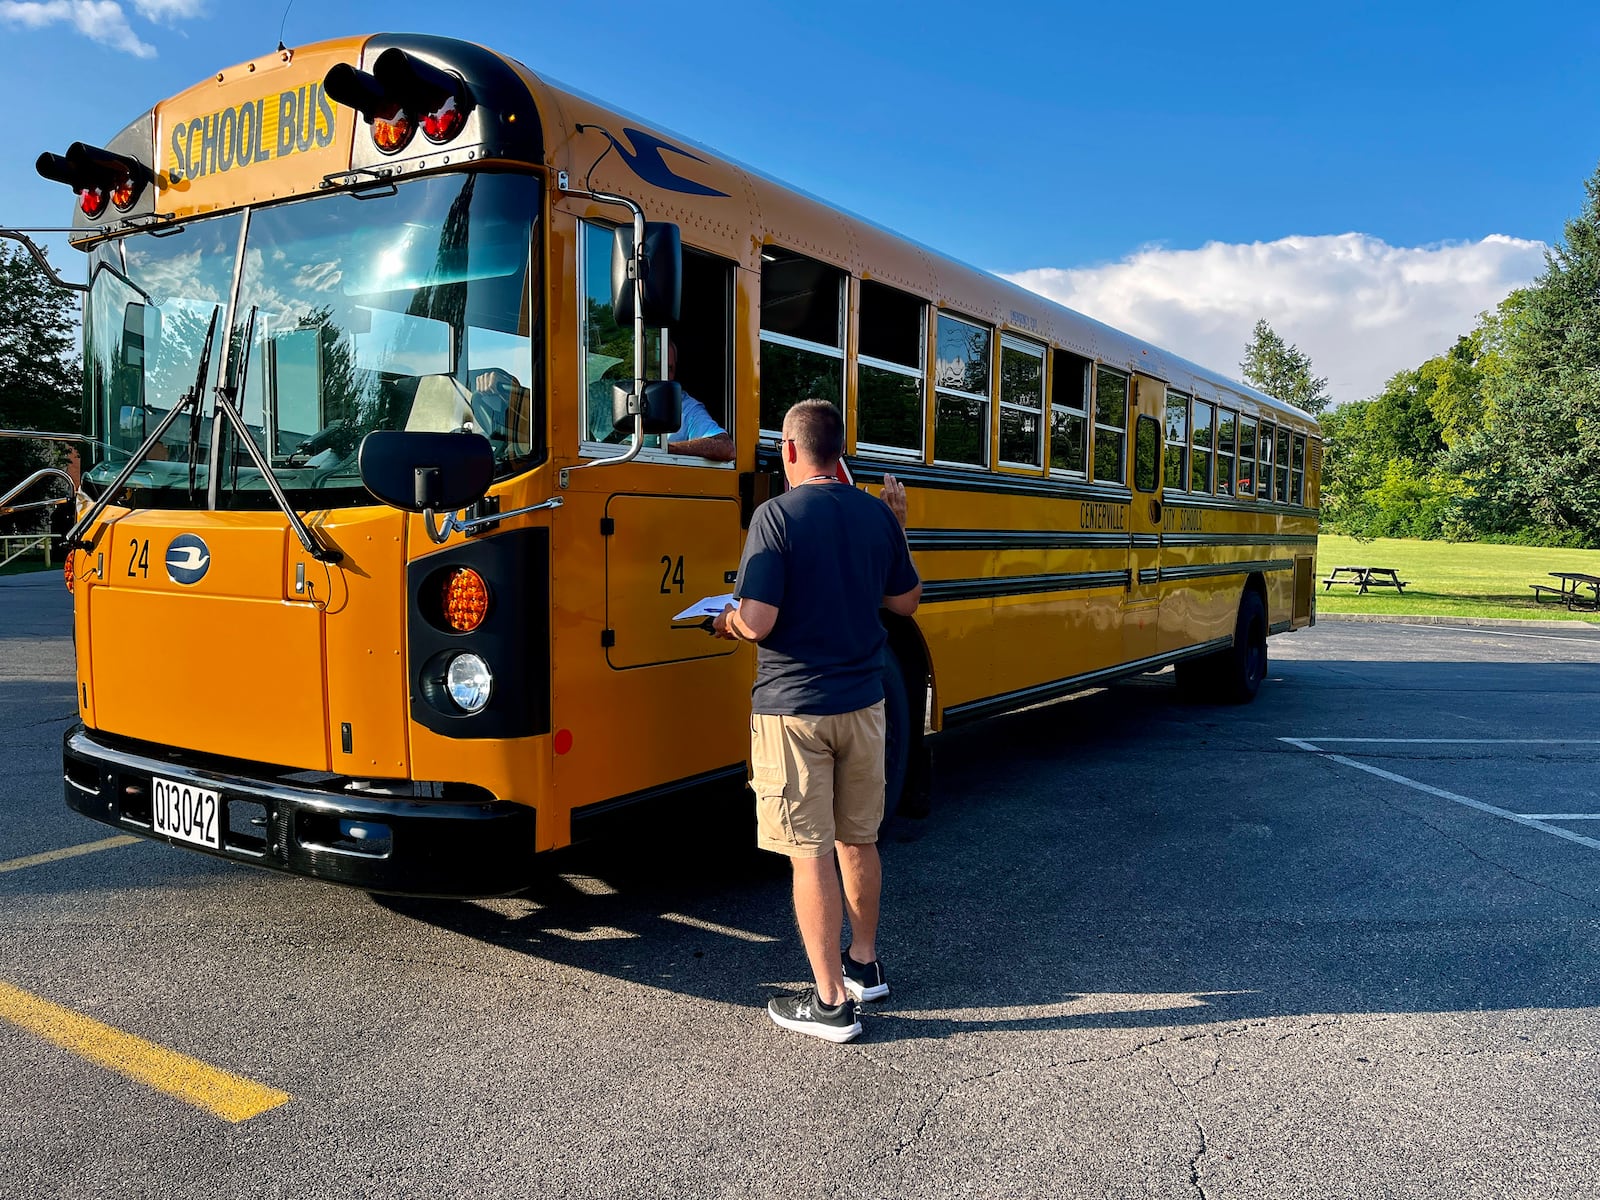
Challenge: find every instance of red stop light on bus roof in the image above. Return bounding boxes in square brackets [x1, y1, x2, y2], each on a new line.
[36, 142, 148, 216]
[323, 48, 473, 156]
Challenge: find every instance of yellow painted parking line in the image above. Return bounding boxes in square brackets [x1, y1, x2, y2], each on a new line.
[0, 981, 291, 1122]
[0, 835, 141, 875]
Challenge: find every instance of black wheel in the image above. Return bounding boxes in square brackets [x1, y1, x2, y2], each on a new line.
[1218, 589, 1268, 704]
[1174, 589, 1267, 704]
[880, 650, 911, 824]
[1172, 653, 1216, 700]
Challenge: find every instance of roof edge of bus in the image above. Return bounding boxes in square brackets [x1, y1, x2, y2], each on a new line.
[517, 64, 1316, 426]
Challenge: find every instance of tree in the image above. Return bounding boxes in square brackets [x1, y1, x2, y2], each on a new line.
[1240, 318, 1331, 416]
[1447, 163, 1600, 546]
[0, 243, 82, 534]
[1319, 366, 1452, 538]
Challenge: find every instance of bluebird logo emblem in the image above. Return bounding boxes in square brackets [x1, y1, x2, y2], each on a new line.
[165, 534, 211, 585]
[593, 127, 730, 198]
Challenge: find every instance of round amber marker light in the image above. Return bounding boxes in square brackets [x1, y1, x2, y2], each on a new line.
[372, 105, 415, 155]
[444, 567, 489, 632]
[63, 553, 75, 594]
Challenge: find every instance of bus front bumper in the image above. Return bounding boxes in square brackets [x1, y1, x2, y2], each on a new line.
[63, 727, 536, 897]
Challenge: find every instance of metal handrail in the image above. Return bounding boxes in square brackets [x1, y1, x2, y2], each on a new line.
[0, 467, 77, 518]
[0, 533, 53, 570]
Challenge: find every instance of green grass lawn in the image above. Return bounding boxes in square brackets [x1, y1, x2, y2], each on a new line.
[1315, 535, 1600, 623]
[0, 551, 58, 577]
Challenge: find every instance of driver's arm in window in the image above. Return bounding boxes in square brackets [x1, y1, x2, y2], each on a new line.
[664, 340, 733, 462]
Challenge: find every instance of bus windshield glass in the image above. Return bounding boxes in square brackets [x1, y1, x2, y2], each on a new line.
[83, 171, 542, 506]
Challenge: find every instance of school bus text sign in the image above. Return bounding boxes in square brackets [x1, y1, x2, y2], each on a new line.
[153, 39, 362, 218]
[166, 84, 336, 184]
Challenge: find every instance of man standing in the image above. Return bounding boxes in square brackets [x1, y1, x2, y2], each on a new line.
[713, 399, 920, 1042]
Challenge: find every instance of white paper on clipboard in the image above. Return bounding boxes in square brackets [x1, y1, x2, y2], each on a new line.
[673, 592, 738, 622]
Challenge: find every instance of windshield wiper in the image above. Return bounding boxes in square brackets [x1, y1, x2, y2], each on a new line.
[207, 306, 343, 564]
[65, 307, 221, 551]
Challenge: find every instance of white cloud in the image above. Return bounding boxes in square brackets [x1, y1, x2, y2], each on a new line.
[0, 0, 155, 55]
[1003, 233, 1548, 406]
[130, 0, 202, 21]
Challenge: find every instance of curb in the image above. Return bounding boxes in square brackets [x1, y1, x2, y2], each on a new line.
[1316, 612, 1600, 633]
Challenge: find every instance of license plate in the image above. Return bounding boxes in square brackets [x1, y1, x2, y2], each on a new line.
[150, 775, 221, 850]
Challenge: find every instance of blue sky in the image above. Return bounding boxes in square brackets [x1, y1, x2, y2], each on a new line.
[3, 0, 1596, 403]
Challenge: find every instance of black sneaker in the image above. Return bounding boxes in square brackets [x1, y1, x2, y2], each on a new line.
[841, 951, 889, 1002]
[766, 989, 862, 1043]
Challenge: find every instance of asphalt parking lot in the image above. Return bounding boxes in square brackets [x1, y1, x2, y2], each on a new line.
[4, 570, 1600, 1200]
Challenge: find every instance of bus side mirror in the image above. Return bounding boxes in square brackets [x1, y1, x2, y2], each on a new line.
[358, 430, 494, 512]
[613, 379, 682, 436]
[611, 222, 681, 327]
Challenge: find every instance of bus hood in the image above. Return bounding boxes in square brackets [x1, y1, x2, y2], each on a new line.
[76, 507, 410, 778]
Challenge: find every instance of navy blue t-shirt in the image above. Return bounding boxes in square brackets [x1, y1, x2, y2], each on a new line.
[734, 481, 920, 716]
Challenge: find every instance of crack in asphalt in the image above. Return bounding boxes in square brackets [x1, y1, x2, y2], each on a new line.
[1147, 1036, 1220, 1200]
[15, 711, 76, 730]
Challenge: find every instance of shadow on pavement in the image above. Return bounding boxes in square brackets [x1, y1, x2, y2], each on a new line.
[360, 657, 1600, 1038]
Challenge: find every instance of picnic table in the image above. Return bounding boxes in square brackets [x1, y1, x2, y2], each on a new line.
[1530, 571, 1600, 610]
[1322, 565, 1408, 594]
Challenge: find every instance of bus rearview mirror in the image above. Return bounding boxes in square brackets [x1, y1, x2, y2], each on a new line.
[357, 430, 494, 513]
[613, 379, 682, 437]
[611, 222, 682, 327]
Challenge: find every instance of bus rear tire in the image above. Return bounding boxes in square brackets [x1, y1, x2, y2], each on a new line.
[1175, 589, 1267, 705]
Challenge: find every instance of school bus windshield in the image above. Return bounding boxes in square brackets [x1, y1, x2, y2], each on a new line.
[82, 170, 542, 507]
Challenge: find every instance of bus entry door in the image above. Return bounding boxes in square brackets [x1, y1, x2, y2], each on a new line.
[602, 493, 743, 669]
[1124, 373, 1166, 662]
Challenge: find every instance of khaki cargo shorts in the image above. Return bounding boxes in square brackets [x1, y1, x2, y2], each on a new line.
[750, 701, 886, 859]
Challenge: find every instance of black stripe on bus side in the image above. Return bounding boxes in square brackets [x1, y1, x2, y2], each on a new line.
[943, 637, 1234, 725]
[1157, 558, 1295, 582]
[1162, 532, 1319, 547]
[1139, 569, 1160, 585]
[907, 529, 1131, 552]
[905, 530, 1305, 554]
[754, 447, 1133, 504]
[753, 448, 1316, 516]
[1165, 496, 1319, 520]
[922, 570, 1131, 603]
[1270, 619, 1294, 635]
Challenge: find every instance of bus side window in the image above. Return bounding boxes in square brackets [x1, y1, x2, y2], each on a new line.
[669, 246, 736, 457]
[857, 280, 925, 459]
[1091, 365, 1127, 485]
[1049, 350, 1090, 479]
[759, 247, 844, 440]
[580, 218, 656, 447]
[933, 313, 992, 468]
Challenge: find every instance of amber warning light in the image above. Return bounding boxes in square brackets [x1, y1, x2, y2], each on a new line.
[444, 567, 490, 632]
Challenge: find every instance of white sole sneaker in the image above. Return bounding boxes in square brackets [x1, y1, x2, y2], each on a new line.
[842, 957, 889, 1002]
[767, 1000, 862, 1043]
[842, 976, 889, 1002]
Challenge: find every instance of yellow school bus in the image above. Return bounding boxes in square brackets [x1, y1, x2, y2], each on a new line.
[23, 33, 1319, 896]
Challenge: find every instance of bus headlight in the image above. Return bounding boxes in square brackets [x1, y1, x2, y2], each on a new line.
[445, 653, 493, 713]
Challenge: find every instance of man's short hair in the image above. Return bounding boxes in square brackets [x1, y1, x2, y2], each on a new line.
[783, 399, 844, 464]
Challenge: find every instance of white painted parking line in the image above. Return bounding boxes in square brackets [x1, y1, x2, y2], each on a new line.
[1294, 738, 1600, 746]
[1516, 814, 1600, 821]
[1280, 738, 1600, 854]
